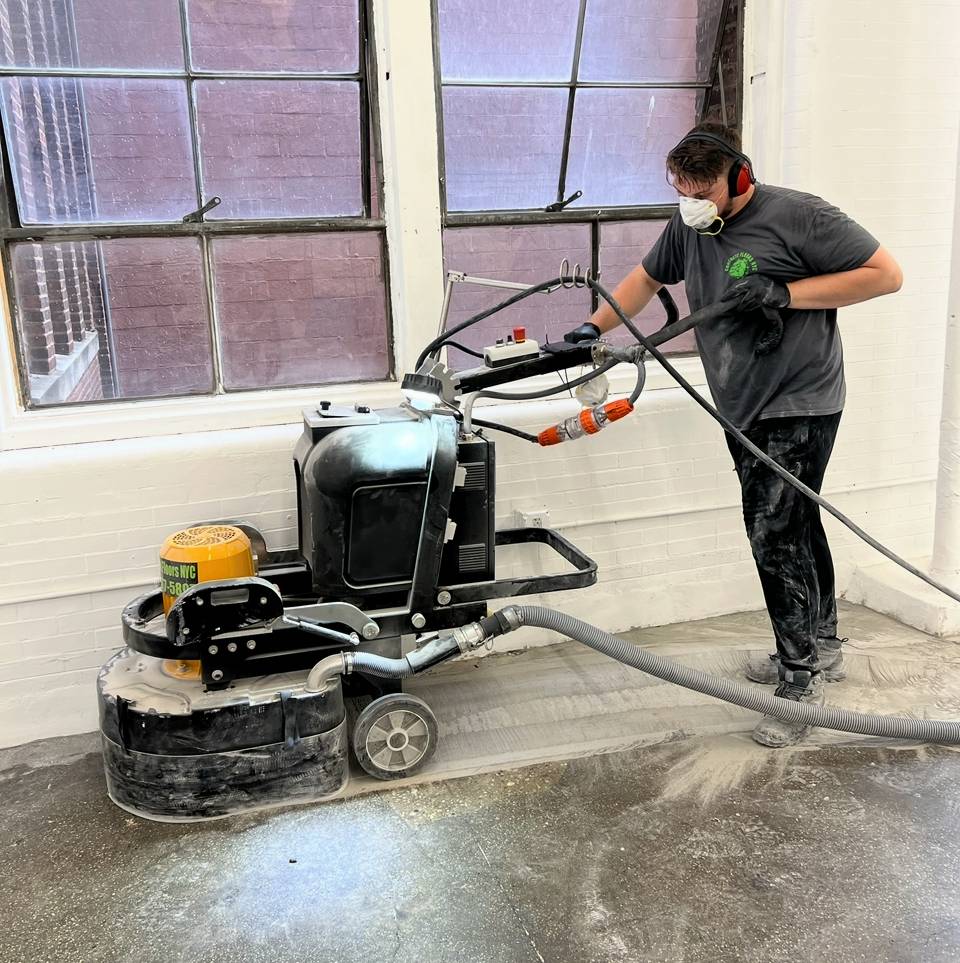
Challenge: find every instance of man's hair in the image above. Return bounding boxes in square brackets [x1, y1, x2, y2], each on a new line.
[666, 121, 742, 188]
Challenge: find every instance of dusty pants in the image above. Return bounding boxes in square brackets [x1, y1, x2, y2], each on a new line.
[725, 413, 842, 671]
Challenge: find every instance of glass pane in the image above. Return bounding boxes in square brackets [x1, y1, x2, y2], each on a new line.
[565, 88, 698, 208]
[1, 77, 197, 224]
[437, 0, 580, 82]
[197, 80, 362, 219]
[0, 0, 183, 70]
[212, 232, 389, 390]
[441, 224, 591, 369]
[579, 0, 722, 83]
[600, 221, 692, 353]
[442, 87, 567, 212]
[12, 238, 213, 405]
[188, 0, 359, 74]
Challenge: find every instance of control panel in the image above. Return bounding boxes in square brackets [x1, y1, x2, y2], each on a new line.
[483, 326, 540, 368]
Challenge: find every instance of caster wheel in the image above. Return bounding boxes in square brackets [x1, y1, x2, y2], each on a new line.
[352, 693, 438, 780]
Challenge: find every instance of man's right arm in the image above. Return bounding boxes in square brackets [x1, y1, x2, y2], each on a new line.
[587, 264, 664, 334]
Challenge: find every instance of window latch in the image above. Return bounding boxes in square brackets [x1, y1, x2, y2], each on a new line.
[182, 196, 222, 223]
[545, 190, 582, 213]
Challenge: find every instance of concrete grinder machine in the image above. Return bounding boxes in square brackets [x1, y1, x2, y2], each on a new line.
[99, 270, 960, 821]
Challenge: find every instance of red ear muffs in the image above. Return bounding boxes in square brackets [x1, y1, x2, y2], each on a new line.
[671, 130, 757, 197]
[728, 159, 755, 197]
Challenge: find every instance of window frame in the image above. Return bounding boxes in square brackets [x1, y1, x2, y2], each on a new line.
[431, 0, 744, 313]
[0, 0, 394, 410]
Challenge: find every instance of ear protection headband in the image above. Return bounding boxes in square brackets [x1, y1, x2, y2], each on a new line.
[671, 131, 756, 198]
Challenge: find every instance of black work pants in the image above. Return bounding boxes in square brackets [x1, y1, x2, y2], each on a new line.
[725, 412, 842, 671]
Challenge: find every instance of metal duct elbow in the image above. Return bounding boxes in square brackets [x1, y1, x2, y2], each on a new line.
[305, 652, 349, 692]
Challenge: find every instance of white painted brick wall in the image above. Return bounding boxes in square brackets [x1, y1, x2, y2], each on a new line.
[1, 0, 959, 747]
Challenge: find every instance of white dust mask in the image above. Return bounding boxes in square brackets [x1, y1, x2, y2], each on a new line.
[678, 196, 723, 235]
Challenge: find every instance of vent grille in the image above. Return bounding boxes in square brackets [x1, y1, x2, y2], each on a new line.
[170, 525, 243, 547]
[462, 462, 487, 491]
[459, 543, 487, 572]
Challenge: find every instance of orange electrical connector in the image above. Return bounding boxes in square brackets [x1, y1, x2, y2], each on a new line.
[538, 399, 634, 446]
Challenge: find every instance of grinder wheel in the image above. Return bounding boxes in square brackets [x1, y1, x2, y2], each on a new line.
[353, 694, 438, 780]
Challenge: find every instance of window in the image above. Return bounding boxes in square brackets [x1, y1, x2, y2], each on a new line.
[434, 0, 743, 358]
[0, 0, 389, 407]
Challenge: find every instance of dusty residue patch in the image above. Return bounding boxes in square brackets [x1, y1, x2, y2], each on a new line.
[658, 734, 795, 805]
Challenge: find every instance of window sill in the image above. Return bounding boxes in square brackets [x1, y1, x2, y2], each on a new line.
[0, 379, 403, 452]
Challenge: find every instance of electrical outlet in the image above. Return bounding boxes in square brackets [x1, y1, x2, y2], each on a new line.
[517, 508, 550, 529]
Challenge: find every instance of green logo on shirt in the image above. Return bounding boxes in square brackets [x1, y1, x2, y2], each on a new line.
[725, 251, 759, 278]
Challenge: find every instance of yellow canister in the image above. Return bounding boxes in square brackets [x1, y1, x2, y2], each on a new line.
[160, 524, 256, 614]
[159, 525, 256, 679]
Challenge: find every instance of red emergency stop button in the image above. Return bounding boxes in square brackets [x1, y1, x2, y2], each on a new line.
[513, 326, 526, 343]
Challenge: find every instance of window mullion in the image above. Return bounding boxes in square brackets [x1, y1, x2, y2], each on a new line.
[358, 75, 372, 218]
[0, 133, 18, 230]
[0, 67, 365, 82]
[178, 0, 225, 393]
[700, 0, 735, 123]
[444, 206, 676, 227]
[430, 0, 449, 219]
[0, 239, 27, 405]
[556, 87, 576, 207]
[178, 0, 204, 211]
[0, 217, 385, 242]
[555, 0, 588, 206]
[590, 217, 599, 314]
[359, 0, 372, 217]
[199, 234, 224, 394]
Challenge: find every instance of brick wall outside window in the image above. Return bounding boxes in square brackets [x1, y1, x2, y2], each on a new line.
[0, 0, 387, 407]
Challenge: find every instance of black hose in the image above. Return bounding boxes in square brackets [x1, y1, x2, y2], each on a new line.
[443, 340, 484, 359]
[510, 605, 960, 744]
[471, 418, 539, 443]
[656, 287, 680, 326]
[628, 360, 647, 405]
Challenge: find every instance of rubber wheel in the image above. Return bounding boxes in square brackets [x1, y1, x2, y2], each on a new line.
[352, 693, 439, 780]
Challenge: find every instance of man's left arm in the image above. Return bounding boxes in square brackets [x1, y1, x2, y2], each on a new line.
[786, 246, 903, 309]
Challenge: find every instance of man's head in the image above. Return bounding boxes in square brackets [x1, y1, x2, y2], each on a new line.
[666, 122, 755, 228]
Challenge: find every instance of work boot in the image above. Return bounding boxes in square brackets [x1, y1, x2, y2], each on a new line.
[752, 668, 825, 748]
[744, 637, 847, 684]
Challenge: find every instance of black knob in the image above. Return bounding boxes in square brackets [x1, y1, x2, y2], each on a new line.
[357, 405, 370, 414]
[320, 400, 331, 410]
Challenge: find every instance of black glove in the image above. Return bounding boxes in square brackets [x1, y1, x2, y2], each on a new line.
[722, 274, 791, 313]
[753, 310, 784, 357]
[563, 321, 601, 344]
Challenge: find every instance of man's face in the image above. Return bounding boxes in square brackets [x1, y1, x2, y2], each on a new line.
[674, 173, 733, 218]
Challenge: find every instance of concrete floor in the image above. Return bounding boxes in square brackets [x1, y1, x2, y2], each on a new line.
[4, 603, 960, 962]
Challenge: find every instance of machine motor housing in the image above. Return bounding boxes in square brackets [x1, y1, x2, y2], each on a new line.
[293, 403, 495, 612]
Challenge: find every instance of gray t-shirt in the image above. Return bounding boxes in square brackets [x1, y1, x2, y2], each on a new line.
[642, 184, 880, 429]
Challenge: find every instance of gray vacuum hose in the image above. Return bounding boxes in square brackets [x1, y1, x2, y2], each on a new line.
[511, 605, 960, 744]
[350, 652, 415, 679]
[305, 635, 468, 691]
[306, 651, 414, 691]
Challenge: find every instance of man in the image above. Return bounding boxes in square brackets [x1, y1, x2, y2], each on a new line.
[565, 121, 902, 747]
